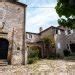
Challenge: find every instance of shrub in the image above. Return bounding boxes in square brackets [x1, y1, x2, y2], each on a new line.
[63, 49, 70, 56]
[47, 53, 56, 59]
[28, 46, 39, 58]
[28, 46, 40, 64]
[28, 57, 39, 64]
[56, 53, 60, 58]
[28, 58, 34, 64]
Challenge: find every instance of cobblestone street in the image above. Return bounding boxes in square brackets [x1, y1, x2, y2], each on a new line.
[0, 59, 75, 75]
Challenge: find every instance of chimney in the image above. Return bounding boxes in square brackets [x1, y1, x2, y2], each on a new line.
[39, 27, 43, 32]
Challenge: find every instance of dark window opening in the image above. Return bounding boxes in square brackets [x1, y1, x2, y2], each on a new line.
[56, 29, 58, 34]
[29, 34, 32, 38]
[0, 38, 9, 59]
[67, 30, 71, 34]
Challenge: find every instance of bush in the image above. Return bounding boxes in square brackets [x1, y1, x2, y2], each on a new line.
[56, 53, 60, 58]
[47, 53, 63, 59]
[28, 49, 39, 58]
[28, 58, 34, 64]
[47, 53, 56, 59]
[28, 57, 39, 64]
[28, 46, 40, 64]
[63, 49, 70, 56]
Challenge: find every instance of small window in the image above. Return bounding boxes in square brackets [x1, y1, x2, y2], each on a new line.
[29, 34, 32, 38]
[71, 30, 73, 34]
[65, 30, 68, 35]
[56, 29, 58, 34]
[57, 43, 61, 49]
[67, 30, 71, 34]
[58, 30, 61, 34]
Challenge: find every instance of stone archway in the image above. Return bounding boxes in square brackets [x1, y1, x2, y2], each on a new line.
[0, 38, 9, 59]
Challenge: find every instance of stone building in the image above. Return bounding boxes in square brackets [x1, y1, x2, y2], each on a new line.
[0, 0, 27, 65]
[26, 26, 75, 57]
[57, 26, 75, 54]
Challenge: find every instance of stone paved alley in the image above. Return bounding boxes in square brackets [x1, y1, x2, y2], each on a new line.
[0, 59, 75, 75]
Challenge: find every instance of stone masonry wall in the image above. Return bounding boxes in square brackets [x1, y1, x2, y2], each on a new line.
[0, 2, 25, 65]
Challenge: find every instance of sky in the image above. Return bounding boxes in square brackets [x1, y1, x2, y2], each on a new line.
[19, 0, 59, 33]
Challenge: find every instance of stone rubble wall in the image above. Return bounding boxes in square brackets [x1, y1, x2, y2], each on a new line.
[0, 2, 25, 64]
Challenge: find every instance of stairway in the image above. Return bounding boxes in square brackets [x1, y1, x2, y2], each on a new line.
[0, 60, 8, 66]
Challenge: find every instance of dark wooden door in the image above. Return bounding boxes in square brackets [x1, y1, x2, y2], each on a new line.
[0, 38, 9, 59]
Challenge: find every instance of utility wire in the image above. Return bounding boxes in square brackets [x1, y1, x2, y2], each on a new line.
[27, 7, 55, 8]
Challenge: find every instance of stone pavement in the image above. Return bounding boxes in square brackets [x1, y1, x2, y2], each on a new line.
[0, 59, 75, 75]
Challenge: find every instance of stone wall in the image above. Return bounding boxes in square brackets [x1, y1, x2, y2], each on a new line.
[26, 33, 40, 43]
[0, 2, 26, 65]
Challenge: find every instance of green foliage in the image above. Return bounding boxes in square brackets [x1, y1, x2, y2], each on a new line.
[58, 18, 75, 29]
[47, 53, 56, 59]
[28, 58, 34, 64]
[42, 37, 55, 48]
[28, 57, 39, 64]
[55, 0, 75, 28]
[28, 46, 40, 64]
[55, 0, 75, 17]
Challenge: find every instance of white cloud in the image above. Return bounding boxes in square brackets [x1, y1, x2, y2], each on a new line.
[19, 0, 59, 33]
[26, 8, 59, 32]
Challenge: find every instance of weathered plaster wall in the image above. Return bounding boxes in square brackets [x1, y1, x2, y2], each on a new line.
[54, 31, 67, 56]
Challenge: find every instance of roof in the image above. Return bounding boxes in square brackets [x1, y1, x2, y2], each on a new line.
[12, 1, 27, 7]
[1, 0, 27, 7]
[39, 26, 64, 34]
[26, 26, 65, 35]
[26, 32, 39, 35]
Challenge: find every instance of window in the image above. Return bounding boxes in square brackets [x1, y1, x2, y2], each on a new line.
[71, 30, 73, 34]
[56, 29, 58, 34]
[67, 30, 71, 34]
[26, 33, 32, 39]
[57, 43, 61, 49]
[65, 30, 71, 35]
[58, 30, 61, 34]
[29, 34, 32, 38]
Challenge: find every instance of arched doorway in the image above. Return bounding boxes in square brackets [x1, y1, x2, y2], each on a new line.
[0, 38, 9, 59]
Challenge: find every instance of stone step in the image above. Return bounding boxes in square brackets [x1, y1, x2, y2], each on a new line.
[0, 60, 8, 66]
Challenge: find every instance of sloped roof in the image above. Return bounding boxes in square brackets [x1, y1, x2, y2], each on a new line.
[1, 0, 27, 7]
[26, 26, 65, 35]
[39, 26, 64, 34]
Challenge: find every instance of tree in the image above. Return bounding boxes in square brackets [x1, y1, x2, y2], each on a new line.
[55, 0, 75, 29]
[41, 37, 55, 48]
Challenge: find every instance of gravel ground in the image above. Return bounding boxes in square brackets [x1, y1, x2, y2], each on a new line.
[0, 59, 75, 75]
